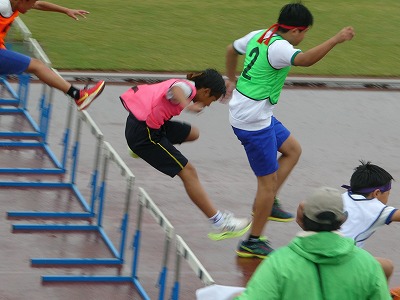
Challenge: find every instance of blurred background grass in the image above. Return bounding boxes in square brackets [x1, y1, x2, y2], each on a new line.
[16, 0, 400, 77]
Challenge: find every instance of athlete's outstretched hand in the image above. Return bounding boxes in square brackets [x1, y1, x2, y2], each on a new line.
[66, 9, 89, 20]
[334, 26, 355, 43]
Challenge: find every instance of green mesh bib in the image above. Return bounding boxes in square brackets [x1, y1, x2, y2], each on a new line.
[236, 32, 291, 104]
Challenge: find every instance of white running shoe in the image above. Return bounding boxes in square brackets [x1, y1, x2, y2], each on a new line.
[208, 212, 252, 241]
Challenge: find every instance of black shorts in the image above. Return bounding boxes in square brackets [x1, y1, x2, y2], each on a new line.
[125, 114, 191, 177]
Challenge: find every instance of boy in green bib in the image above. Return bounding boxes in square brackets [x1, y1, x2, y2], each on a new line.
[225, 2, 355, 258]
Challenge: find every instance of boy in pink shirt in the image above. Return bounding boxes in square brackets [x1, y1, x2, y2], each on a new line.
[120, 69, 251, 240]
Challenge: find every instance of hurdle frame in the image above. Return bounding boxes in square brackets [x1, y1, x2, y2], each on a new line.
[13, 141, 135, 266]
[171, 235, 215, 300]
[0, 30, 68, 174]
[6, 110, 103, 218]
[133, 187, 175, 300]
[41, 187, 175, 300]
[0, 74, 28, 106]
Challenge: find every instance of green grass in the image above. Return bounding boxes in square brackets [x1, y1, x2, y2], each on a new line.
[14, 0, 400, 77]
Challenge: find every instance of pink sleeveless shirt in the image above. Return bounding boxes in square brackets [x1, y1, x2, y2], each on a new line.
[120, 79, 196, 129]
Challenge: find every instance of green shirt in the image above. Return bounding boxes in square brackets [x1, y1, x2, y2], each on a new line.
[235, 232, 391, 300]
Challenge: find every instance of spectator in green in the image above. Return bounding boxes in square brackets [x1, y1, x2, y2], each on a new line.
[234, 187, 390, 300]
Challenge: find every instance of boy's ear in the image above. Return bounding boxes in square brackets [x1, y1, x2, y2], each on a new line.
[370, 189, 381, 198]
[199, 87, 211, 97]
[291, 28, 302, 35]
[296, 201, 305, 230]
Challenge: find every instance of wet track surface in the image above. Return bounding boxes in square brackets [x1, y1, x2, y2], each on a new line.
[1, 80, 399, 299]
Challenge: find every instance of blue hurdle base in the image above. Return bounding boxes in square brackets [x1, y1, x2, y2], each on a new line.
[11, 224, 123, 266]
[42, 275, 150, 300]
[0, 142, 64, 174]
[5, 182, 93, 218]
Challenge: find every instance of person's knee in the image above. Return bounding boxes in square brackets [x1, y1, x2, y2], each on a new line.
[178, 162, 198, 180]
[186, 126, 199, 142]
[26, 57, 45, 73]
[288, 138, 302, 159]
[184, 161, 196, 172]
[257, 173, 278, 195]
[280, 136, 302, 159]
[376, 257, 394, 280]
[383, 260, 394, 280]
[293, 140, 302, 158]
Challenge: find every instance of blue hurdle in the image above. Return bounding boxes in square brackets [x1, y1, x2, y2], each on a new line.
[0, 36, 69, 175]
[13, 141, 135, 266]
[6, 110, 103, 218]
[41, 187, 175, 300]
[171, 235, 215, 300]
[132, 187, 175, 300]
[0, 79, 68, 174]
[0, 74, 27, 106]
[0, 20, 72, 174]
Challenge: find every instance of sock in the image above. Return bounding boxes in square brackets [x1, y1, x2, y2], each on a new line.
[67, 86, 80, 100]
[248, 235, 260, 242]
[209, 211, 224, 227]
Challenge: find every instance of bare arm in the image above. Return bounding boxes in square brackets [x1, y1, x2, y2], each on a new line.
[222, 43, 240, 102]
[390, 209, 400, 222]
[170, 86, 204, 113]
[226, 44, 239, 82]
[33, 1, 89, 20]
[294, 26, 355, 67]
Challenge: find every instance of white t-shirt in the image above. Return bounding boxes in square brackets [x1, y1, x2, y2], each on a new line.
[0, 0, 13, 17]
[229, 30, 300, 131]
[165, 80, 193, 100]
[340, 192, 397, 248]
[233, 29, 299, 69]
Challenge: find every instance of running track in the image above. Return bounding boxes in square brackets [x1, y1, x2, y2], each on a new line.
[1, 79, 399, 299]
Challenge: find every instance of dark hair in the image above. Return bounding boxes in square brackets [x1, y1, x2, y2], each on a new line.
[302, 214, 342, 232]
[350, 160, 394, 196]
[277, 2, 313, 32]
[186, 69, 226, 98]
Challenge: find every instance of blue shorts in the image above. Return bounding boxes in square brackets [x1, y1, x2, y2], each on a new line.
[0, 48, 31, 75]
[232, 116, 290, 176]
